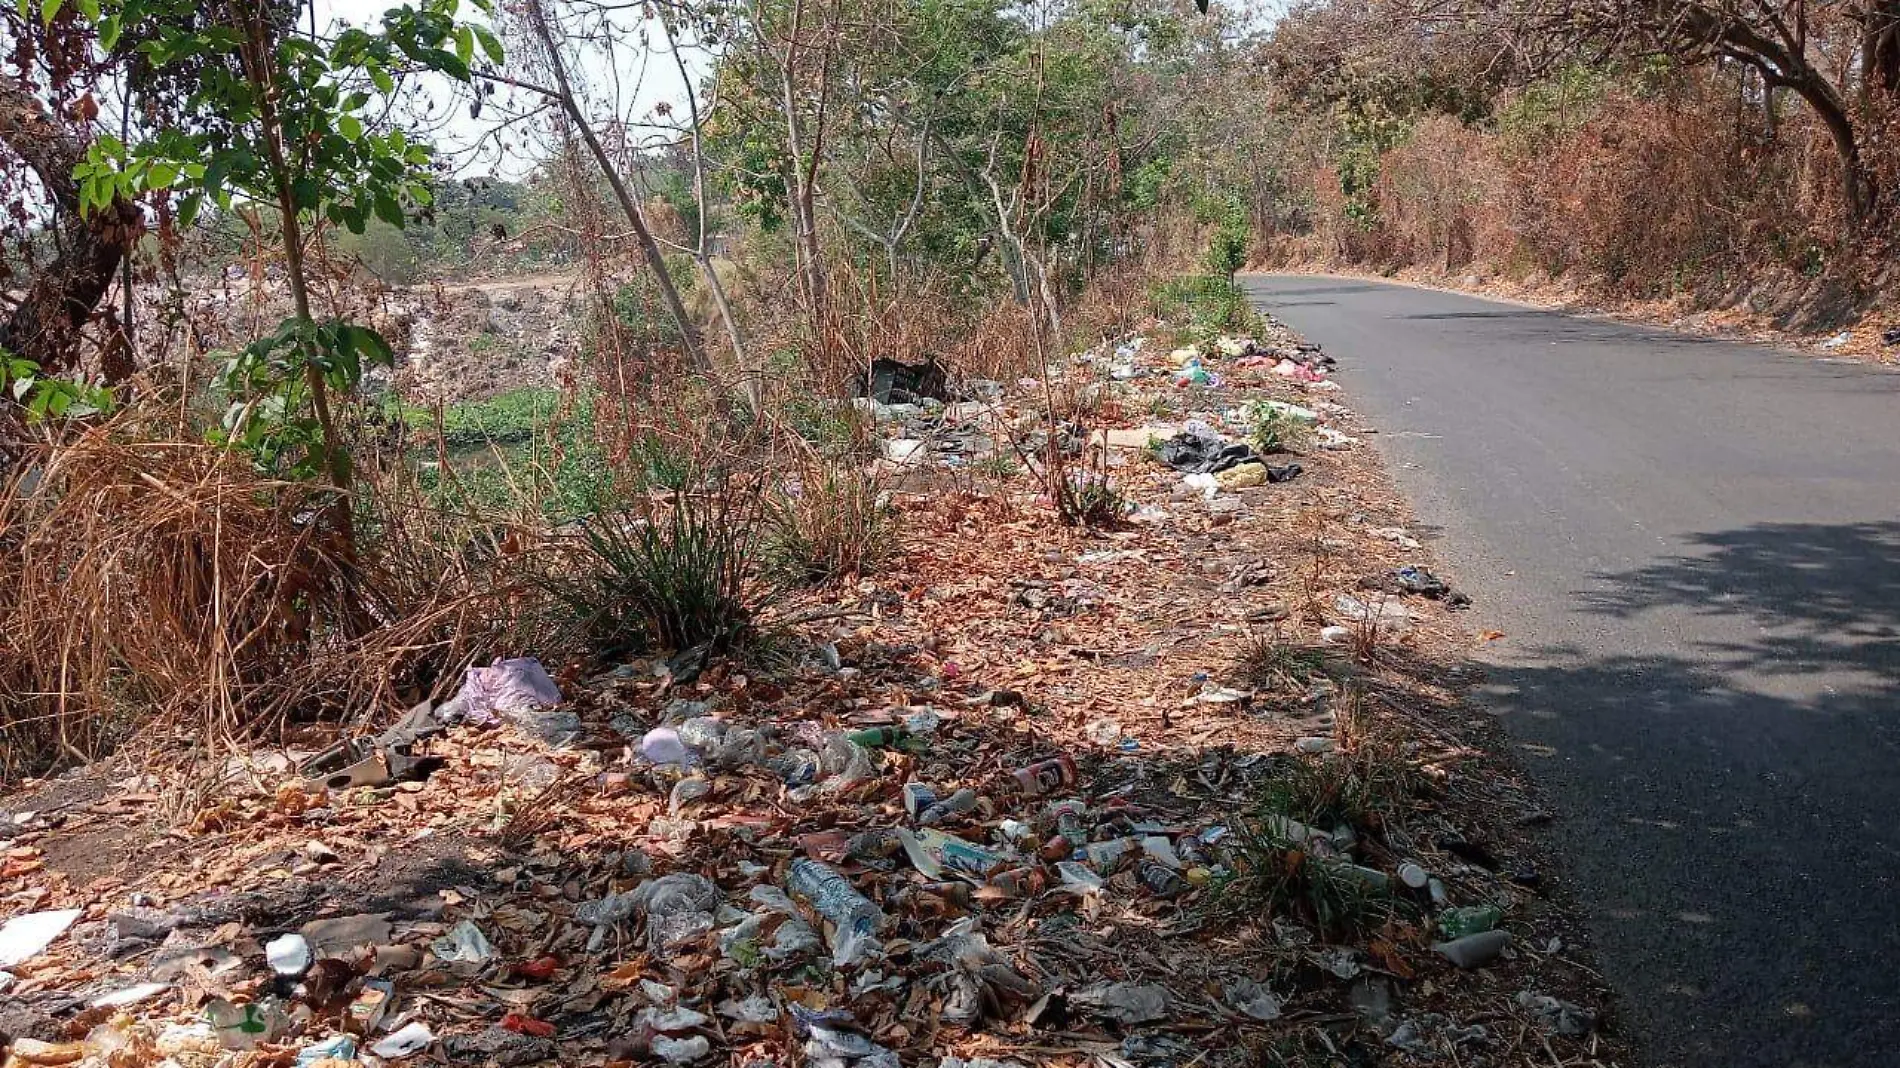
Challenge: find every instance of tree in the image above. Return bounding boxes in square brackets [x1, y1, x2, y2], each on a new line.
[1402, 0, 1900, 225]
[0, 13, 142, 378]
[58, 0, 496, 542]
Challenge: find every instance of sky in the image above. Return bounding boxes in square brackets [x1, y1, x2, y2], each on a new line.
[315, 0, 702, 180]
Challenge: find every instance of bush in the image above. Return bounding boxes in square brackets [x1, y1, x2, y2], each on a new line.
[1150, 275, 1260, 336]
[550, 490, 759, 658]
[763, 459, 899, 585]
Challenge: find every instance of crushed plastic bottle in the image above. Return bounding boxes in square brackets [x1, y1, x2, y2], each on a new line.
[785, 859, 886, 965]
[898, 828, 1012, 881]
[919, 788, 978, 826]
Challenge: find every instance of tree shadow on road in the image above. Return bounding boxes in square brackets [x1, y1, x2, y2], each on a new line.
[1463, 520, 1900, 1068]
[1575, 520, 1900, 682]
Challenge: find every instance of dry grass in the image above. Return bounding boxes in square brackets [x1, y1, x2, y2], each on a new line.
[0, 412, 562, 783]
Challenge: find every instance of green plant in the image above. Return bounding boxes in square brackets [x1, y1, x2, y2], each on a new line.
[1245, 399, 1313, 454]
[762, 460, 899, 585]
[72, 0, 496, 509]
[972, 452, 1020, 480]
[210, 318, 394, 479]
[1055, 469, 1127, 528]
[1150, 275, 1260, 336]
[1204, 814, 1392, 939]
[549, 491, 759, 657]
[627, 430, 698, 493]
[1256, 691, 1416, 833]
[0, 351, 114, 422]
[1201, 194, 1251, 279]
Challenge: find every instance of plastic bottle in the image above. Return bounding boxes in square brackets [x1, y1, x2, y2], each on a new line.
[1045, 799, 1089, 846]
[919, 788, 978, 826]
[785, 859, 886, 964]
[846, 726, 910, 749]
[1436, 904, 1503, 940]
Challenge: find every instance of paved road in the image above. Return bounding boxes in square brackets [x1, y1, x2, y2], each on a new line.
[1242, 275, 1900, 1068]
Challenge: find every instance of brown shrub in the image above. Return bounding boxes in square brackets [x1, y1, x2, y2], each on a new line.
[0, 416, 560, 782]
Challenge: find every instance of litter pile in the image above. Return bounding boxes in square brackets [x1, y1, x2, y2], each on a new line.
[0, 310, 1611, 1067]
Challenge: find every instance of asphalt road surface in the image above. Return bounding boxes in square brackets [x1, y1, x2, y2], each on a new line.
[1242, 275, 1900, 1068]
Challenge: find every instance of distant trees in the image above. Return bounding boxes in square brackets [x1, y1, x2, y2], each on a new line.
[1398, 0, 1900, 227]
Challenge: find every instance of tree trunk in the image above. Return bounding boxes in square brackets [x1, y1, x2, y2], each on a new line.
[1787, 74, 1878, 224]
[1865, 1, 1900, 100]
[524, 0, 707, 371]
[0, 81, 141, 376]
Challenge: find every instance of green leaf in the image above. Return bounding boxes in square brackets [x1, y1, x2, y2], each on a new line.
[342, 324, 394, 367]
[74, 0, 96, 19]
[338, 114, 363, 141]
[473, 25, 503, 64]
[146, 161, 179, 188]
[370, 65, 395, 94]
[38, 0, 59, 24]
[454, 25, 474, 65]
[372, 192, 404, 227]
[98, 13, 120, 49]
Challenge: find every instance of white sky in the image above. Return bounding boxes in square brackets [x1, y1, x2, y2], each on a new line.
[316, 0, 701, 180]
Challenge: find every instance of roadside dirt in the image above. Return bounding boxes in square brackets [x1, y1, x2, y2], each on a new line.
[0, 316, 1620, 1066]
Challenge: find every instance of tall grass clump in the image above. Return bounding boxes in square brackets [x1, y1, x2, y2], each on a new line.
[762, 453, 900, 585]
[550, 487, 761, 658]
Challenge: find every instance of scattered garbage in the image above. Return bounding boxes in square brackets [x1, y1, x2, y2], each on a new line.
[265, 932, 311, 978]
[0, 909, 80, 968]
[1437, 904, 1503, 939]
[786, 859, 886, 965]
[298, 1034, 359, 1065]
[1884, 326, 1900, 346]
[1074, 981, 1170, 1024]
[1222, 976, 1283, 1021]
[0, 311, 1576, 1068]
[1333, 593, 1414, 633]
[1156, 423, 1258, 474]
[462, 657, 574, 742]
[430, 919, 496, 963]
[864, 356, 950, 404]
[1517, 991, 1597, 1037]
[1434, 929, 1512, 969]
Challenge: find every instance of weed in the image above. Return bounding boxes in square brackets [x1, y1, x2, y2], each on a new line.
[1258, 689, 1417, 832]
[549, 490, 760, 658]
[1233, 637, 1343, 693]
[1150, 275, 1263, 336]
[1054, 469, 1127, 528]
[762, 458, 900, 585]
[972, 452, 1020, 480]
[1244, 399, 1313, 454]
[1205, 815, 1393, 939]
[627, 430, 698, 493]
